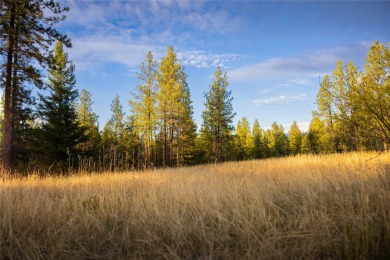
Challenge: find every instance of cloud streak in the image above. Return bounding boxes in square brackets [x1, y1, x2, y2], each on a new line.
[61, 0, 244, 72]
[68, 34, 242, 72]
[253, 94, 307, 106]
[276, 77, 313, 88]
[228, 43, 369, 81]
[178, 51, 243, 68]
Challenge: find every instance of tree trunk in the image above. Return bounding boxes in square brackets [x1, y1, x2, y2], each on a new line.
[11, 24, 19, 171]
[215, 126, 220, 163]
[2, 3, 16, 173]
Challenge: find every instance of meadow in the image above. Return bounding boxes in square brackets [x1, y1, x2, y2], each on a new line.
[1, 152, 390, 259]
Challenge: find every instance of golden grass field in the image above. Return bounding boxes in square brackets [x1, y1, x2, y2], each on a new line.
[1, 152, 390, 259]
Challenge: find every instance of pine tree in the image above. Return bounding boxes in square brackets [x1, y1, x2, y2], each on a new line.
[234, 117, 253, 160]
[130, 51, 157, 168]
[156, 47, 181, 167]
[302, 112, 326, 154]
[37, 41, 85, 173]
[110, 95, 125, 144]
[266, 122, 288, 157]
[360, 41, 390, 150]
[102, 95, 125, 149]
[175, 69, 197, 166]
[101, 95, 129, 171]
[156, 46, 196, 167]
[76, 89, 100, 156]
[288, 121, 303, 155]
[316, 75, 337, 152]
[252, 119, 265, 159]
[201, 67, 235, 162]
[0, 0, 70, 172]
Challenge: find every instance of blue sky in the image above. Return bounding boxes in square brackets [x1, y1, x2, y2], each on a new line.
[57, 0, 389, 132]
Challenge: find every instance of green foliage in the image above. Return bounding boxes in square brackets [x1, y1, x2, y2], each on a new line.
[288, 121, 303, 155]
[0, 0, 71, 172]
[102, 96, 140, 171]
[201, 67, 235, 163]
[156, 47, 196, 167]
[312, 41, 389, 153]
[266, 122, 289, 157]
[102, 95, 125, 150]
[175, 70, 197, 166]
[36, 41, 86, 173]
[359, 41, 390, 150]
[316, 75, 337, 153]
[234, 117, 254, 160]
[76, 89, 100, 156]
[130, 51, 158, 168]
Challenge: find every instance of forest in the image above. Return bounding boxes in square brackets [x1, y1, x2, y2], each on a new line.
[1, 1, 389, 175]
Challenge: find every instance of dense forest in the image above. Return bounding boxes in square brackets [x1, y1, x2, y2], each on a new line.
[1, 1, 389, 174]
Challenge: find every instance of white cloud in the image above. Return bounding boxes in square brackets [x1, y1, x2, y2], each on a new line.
[257, 88, 272, 94]
[67, 33, 242, 72]
[68, 35, 159, 71]
[253, 94, 307, 106]
[61, 0, 244, 72]
[283, 121, 310, 132]
[178, 51, 243, 69]
[228, 43, 369, 81]
[276, 77, 313, 88]
[229, 53, 336, 81]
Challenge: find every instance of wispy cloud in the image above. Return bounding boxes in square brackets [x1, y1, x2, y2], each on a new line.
[228, 43, 369, 81]
[178, 51, 243, 69]
[61, 0, 244, 72]
[68, 35, 160, 71]
[253, 94, 307, 106]
[257, 88, 272, 94]
[68, 34, 242, 72]
[276, 77, 313, 88]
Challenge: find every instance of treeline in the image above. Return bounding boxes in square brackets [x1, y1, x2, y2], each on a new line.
[1, 1, 389, 175]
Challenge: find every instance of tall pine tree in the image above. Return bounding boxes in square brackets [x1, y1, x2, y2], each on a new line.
[76, 89, 100, 157]
[0, 0, 70, 172]
[288, 121, 303, 155]
[37, 41, 85, 173]
[156, 46, 196, 167]
[201, 67, 235, 163]
[130, 51, 158, 168]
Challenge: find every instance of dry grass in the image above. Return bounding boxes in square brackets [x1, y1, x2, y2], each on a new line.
[1, 152, 390, 259]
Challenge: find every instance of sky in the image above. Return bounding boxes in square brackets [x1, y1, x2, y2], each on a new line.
[56, 0, 390, 132]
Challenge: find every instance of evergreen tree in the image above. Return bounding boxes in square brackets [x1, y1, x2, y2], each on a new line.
[266, 122, 288, 157]
[360, 41, 390, 150]
[102, 95, 125, 149]
[234, 117, 253, 160]
[156, 46, 196, 167]
[175, 69, 197, 166]
[156, 47, 181, 167]
[101, 95, 130, 171]
[288, 121, 303, 155]
[76, 89, 100, 156]
[316, 75, 337, 152]
[130, 51, 157, 168]
[252, 119, 265, 159]
[201, 67, 235, 163]
[302, 112, 326, 154]
[111, 95, 125, 143]
[37, 41, 85, 173]
[344, 61, 369, 150]
[0, 0, 70, 172]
